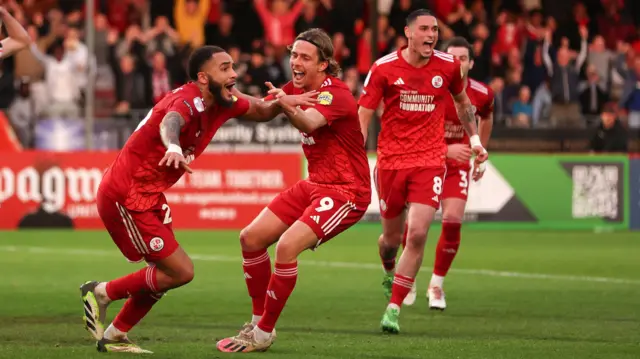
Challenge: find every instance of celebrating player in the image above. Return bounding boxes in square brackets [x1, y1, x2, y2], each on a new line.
[358, 10, 488, 334]
[0, 6, 31, 58]
[216, 28, 371, 353]
[79, 45, 316, 353]
[402, 36, 494, 308]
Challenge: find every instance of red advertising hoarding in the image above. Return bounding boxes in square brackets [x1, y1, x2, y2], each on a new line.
[0, 152, 302, 229]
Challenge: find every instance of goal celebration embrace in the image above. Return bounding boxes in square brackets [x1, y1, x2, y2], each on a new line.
[73, 9, 490, 354]
[4, 0, 637, 357]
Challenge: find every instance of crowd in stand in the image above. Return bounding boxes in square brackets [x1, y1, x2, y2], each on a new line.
[2, 0, 640, 149]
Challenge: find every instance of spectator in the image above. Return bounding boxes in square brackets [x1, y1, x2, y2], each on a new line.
[150, 52, 172, 104]
[207, 13, 237, 50]
[619, 56, 640, 129]
[511, 85, 533, 127]
[579, 64, 609, 125]
[489, 77, 506, 125]
[542, 26, 588, 127]
[114, 54, 148, 115]
[254, 0, 303, 50]
[532, 78, 552, 127]
[8, 78, 36, 148]
[587, 35, 615, 90]
[174, 0, 211, 48]
[295, 0, 320, 35]
[145, 16, 180, 59]
[590, 103, 628, 152]
[30, 40, 81, 118]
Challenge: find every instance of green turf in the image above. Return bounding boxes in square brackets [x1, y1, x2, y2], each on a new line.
[1, 227, 639, 358]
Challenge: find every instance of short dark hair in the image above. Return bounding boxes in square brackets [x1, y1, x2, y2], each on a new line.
[406, 9, 435, 26]
[290, 28, 341, 77]
[444, 36, 474, 60]
[187, 45, 226, 81]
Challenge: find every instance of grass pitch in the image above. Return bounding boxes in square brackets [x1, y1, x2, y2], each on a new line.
[1, 226, 639, 359]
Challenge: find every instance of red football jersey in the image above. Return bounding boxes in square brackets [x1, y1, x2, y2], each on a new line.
[444, 78, 494, 169]
[100, 82, 250, 211]
[279, 76, 371, 203]
[358, 48, 464, 170]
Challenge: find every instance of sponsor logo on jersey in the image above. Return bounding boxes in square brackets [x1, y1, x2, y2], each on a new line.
[183, 100, 194, 116]
[432, 76, 443, 88]
[317, 91, 333, 105]
[193, 97, 205, 112]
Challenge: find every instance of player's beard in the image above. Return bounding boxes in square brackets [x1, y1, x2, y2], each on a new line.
[208, 75, 234, 108]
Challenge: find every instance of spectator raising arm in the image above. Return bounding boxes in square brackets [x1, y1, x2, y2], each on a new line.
[0, 6, 31, 59]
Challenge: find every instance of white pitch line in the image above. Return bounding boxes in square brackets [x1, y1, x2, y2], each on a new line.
[2, 245, 640, 285]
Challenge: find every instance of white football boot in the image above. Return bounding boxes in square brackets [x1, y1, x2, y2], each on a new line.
[427, 286, 446, 311]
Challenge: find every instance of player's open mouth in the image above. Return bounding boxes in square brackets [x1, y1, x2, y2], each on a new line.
[423, 40, 434, 48]
[225, 82, 235, 91]
[293, 70, 305, 81]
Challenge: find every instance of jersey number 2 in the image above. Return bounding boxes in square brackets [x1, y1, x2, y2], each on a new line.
[162, 204, 172, 224]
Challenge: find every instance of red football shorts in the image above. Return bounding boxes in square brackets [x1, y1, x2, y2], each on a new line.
[374, 166, 446, 219]
[268, 180, 367, 248]
[96, 190, 179, 263]
[442, 165, 471, 201]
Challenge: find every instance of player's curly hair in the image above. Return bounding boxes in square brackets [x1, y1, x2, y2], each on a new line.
[187, 45, 226, 81]
[290, 28, 341, 77]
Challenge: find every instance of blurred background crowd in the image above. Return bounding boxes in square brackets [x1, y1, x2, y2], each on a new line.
[1, 0, 639, 151]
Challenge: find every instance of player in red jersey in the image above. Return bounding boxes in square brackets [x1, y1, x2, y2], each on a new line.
[79, 45, 316, 354]
[400, 37, 494, 309]
[216, 28, 371, 353]
[358, 10, 488, 334]
[0, 6, 31, 59]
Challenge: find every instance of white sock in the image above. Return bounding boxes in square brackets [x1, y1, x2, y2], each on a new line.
[430, 274, 445, 289]
[253, 326, 271, 343]
[387, 303, 400, 312]
[103, 323, 127, 341]
[251, 315, 262, 326]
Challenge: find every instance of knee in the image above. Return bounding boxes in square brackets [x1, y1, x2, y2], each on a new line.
[380, 232, 402, 247]
[441, 210, 463, 224]
[174, 259, 195, 286]
[274, 238, 299, 264]
[405, 225, 428, 249]
[239, 227, 267, 252]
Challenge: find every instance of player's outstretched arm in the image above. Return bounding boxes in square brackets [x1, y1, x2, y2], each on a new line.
[280, 101, 326, 134]
[0, 7, 31, 59]
[358, 107, 375, 143]
[233, 89, 282, 122]
[158, 111, 192, 173]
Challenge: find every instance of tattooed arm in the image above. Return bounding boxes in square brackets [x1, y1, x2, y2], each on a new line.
[452, 91, 479, 138]
[158, 111, 192, 172]
[452, 90, 488, 177]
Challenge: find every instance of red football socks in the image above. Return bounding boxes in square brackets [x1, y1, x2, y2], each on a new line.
[390, 274, 415, 307]
[433, 221, 462, 276]
[242, 249, 272, 316]
[106, 265, 159, 301]
[112, 292, 163, 332]
[257, 262, 298, 333]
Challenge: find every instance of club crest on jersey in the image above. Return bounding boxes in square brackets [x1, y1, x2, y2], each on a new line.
[317, 91, 333, 105]
[431, 76, 443, 88]
[193, 97, 205, 112]
[379, 199, 387, 212]
[149, 237, 164, 252]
